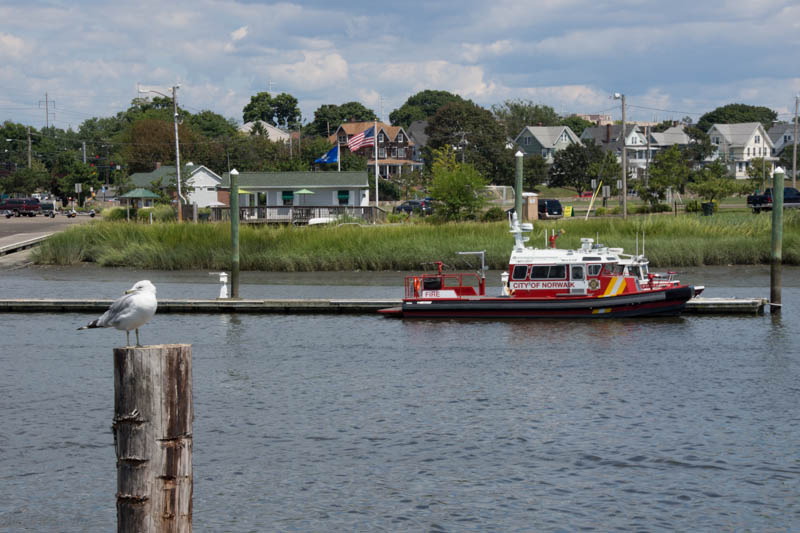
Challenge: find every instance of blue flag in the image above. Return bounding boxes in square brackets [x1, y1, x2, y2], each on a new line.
[315, 145, 338, 164]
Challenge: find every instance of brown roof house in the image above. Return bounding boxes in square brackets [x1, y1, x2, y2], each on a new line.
[329, 121, 422, 178]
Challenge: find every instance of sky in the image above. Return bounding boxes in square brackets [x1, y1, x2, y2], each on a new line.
[1, 0, 799, 132]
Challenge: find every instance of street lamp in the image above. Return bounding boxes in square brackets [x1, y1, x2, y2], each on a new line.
[613, 93, 627, 219]
[138, 83, 185, 221]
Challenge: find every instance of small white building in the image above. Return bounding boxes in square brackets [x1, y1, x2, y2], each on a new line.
[128, 163, 224, 207]
[239, 121, 291, 143]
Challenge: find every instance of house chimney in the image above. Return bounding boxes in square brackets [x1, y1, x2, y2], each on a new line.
[155, 162, 161, 169]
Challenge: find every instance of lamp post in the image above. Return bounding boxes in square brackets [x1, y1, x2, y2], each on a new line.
[138, 84, 185, 221]
[613, 93, 627, 219]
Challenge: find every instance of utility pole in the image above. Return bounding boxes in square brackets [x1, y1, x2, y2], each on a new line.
[793, 94, 798, 189]
[26, 127, 32, 169]
[39, 92, 55, 128]
[614, 93, 627, 219]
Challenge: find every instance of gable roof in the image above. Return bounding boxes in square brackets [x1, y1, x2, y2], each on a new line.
[328, 121, 413, 145]
[650, 126, 689, 146]
[239, 121, 291, 141]
[120, 188, 160, 199]
[514, 126, 579, 147]
[709, 122, 773, 148]
[580, 124, 639, 151]
[219, 171, 369, 189]
[128, 164, 221, 188]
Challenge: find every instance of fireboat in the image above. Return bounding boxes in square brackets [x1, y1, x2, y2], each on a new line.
[379, 214, 702, 319]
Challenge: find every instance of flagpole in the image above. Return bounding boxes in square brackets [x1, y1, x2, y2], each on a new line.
[337, 142, 340, 172]
[374, 121, 379, 207]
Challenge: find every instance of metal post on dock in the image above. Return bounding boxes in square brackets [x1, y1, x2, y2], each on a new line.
[113, 344, 192, 532]
[230, 169, 240, 298]
[514, 151, 523, 217]
[770, 166, 784, 313]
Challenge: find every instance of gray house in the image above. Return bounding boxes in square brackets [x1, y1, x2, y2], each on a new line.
[514, 126, 580, 163]
[219, 171, 370, 207]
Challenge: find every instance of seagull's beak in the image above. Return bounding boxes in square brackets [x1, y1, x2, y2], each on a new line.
[125, 289, 133, 294]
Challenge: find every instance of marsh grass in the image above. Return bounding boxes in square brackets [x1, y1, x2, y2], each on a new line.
[32, 211, 800, 270]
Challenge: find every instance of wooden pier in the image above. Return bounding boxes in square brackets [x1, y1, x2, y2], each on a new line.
[0, 297, 769, 315]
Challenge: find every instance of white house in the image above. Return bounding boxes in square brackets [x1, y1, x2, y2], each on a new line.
[128, 163, 224, 207]
[239, 121, 292, 142]
[707, 123, 775, 179]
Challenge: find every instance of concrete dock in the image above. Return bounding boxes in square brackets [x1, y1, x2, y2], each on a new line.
[0, 297, 769, 315]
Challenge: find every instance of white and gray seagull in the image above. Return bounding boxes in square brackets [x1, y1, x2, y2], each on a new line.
[78, 280, 158, 346]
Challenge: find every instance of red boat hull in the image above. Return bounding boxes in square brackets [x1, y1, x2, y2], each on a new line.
[393, 285, 695, 319]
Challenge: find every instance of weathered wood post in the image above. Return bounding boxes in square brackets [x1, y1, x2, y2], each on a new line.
[230, 168, 240, 298]
[770, 167, 784, 314]
[114, 344, 193, 532]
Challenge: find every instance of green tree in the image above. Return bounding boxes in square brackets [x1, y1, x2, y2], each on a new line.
[688, 160, 737, 203]
[2, 163, 49, 195]
[271, 93, 301, 128]
[745, 157, 773, 192]
[425, 100, 507, 183]
[242, 92, 275, 124]
[548, 141, 606, 194]
[305, 102, 378, 137]
[492, 99, 560, 139]
[637, 145, 690, 206]
[697, 103, 778, 132]
[389, 90, 466, 129]
[586, 150, 622, 193]
[683, 126, 715, 167]
[188, 110, 238, 139]
[428, 145, 488, 220]
[560, 115, 594, 137]
[52, 153, 101, 206]
[522, 154, 549, 190]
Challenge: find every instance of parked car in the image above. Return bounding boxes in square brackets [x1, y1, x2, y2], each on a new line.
[394, 198, 434, 215]
[40, 202, 57, 218]
[746, 187, 800, 213]
[538, 199, 563, 219]
[0, 198, 41, 217]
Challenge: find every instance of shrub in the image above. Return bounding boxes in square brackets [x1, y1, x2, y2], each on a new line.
[610, 206, 621, 215]
[481, 206, 506, 222]
[102, 207, 128, 221]
[595, 207, 607, 216]
[137, 205, 176, 222]
[685, 200, 700, 213]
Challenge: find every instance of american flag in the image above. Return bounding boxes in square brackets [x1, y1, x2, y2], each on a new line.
[347, 125, 375, 152]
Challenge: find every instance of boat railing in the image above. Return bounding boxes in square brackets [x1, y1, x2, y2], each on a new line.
[405, 272, 482, 299]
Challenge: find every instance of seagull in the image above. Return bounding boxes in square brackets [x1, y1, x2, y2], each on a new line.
[78, 280, 158, 346]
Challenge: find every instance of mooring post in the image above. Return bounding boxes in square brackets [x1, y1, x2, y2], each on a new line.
[514, 150, 523, 218]
[113, 344, 193, 533]
[770, 167, 784, 314]
[230, 168, 240, 298]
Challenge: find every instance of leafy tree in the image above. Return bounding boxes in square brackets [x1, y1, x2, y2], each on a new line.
[188, 110, 238, 139]
[52, 153, 102, 206]
[697, 103, 777, 132]
[636, 145, 689, 206]
[586, 150, 621, 193]
[389, 90, 466, 129]
[425, 100, 507, 183]
[651, 120, 678, 133]
[2, 163, 49, 195]
[560, 115, 595, 137]
[428, 145, 488, 220]
[548, 141, 607, 194]
[492, 99, 560, 139]
[745, 157, 773, 192]
[683, 126, 715, 167]
[305, 102, 378, 137]
[522, 154, 549, 190]
[687, 160, 737, 203]
[242, 92, 301, 128]
[778, 145, 799, 183]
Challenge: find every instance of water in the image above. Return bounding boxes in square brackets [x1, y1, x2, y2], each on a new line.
[1, 266, 799, 531]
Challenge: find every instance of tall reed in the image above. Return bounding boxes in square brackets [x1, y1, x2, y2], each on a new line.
[32, 211, 800, 270]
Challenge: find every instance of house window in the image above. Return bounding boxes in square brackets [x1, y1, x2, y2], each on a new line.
[378, 147, 386, 158]
[525, 136, 531, 145]
[755, 135, 760, 144]
[281, 191, 294, 206]
[338, 134, 347, 144]
[397, 132, 404, 142]
[785, 135, 792, 143]
[712, 136, 720, 144]
[541, 149, 548, 157]
[378, 132, 385, 142]
[337, 190, 349, 206]
[746, 147, 750, 156]
[391, 147, 397, 158]
[398, 147, 406, 159]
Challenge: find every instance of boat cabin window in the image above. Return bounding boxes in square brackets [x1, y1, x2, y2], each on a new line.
[511, 265, 529, 280]
[530, 265, 566, 280]
[627, 266, 642, 279]
[587, 264, 602, 276]
[601, 263, 625, 276]
[571, 265, 584, 280]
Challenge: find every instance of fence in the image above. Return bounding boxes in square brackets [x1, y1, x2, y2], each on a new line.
[209, 205, 386, 225]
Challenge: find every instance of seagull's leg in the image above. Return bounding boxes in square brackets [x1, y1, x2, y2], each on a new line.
[136, 329, 141, 347]
[126, 330, 130, 346]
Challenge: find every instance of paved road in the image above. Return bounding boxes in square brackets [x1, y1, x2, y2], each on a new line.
[0, 213, 93, 240]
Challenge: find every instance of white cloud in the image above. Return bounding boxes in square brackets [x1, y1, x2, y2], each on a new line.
[271, 51, 349, 90]
[231, 26, 248, 41]
[0, 33, 25, 59]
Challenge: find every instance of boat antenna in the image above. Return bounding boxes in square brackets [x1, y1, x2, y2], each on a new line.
[636, 232, 639, 256]
[642, 231, 645, 257]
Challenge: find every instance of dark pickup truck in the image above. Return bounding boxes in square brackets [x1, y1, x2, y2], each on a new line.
[746, 187, 800, 213]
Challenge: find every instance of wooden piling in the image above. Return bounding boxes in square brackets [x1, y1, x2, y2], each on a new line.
[113, 344, 193, 533]
[771, 169, 784, 313]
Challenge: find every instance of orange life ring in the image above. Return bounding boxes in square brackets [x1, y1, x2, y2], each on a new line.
[413, 277, 421, 297]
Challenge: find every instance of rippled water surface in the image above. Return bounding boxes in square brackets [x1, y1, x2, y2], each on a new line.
[1, 266, 799, 531]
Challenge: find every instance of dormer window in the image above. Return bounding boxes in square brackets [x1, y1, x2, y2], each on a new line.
[378, 132, 385, 142]
[338, 134, 347, 144]
[397, 132, 404, 142]
[755, 135, 761, 144]
[712, 136, 720, 145]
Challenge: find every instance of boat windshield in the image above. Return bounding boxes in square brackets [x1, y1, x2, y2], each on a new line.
[601, 263, 624, 276]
